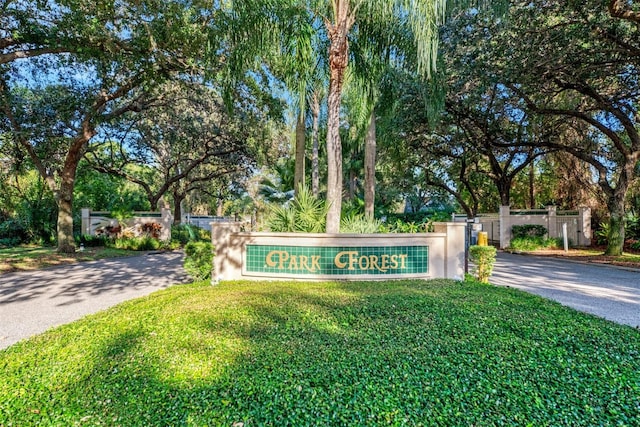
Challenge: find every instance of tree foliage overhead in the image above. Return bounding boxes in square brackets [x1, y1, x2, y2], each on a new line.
[392, 0, 640, 254]
[3, 0, 640, 258]
[0, 0, 274, 251]
[86, 79, 282, 216]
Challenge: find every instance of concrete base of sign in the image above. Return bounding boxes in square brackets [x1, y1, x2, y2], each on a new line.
[211, 222, 466, 282]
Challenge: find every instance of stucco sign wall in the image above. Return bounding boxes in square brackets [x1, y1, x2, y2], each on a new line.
[211, 223, 466, 282]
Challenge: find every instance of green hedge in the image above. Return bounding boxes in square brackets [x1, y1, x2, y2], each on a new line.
[512, 224, 547, 239]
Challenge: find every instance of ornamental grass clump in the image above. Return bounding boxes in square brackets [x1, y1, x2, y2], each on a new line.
[469, 245, 497, 283]
[266, 186, 328, 233]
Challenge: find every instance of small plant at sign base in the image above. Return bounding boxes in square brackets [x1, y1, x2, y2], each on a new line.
[469, 245, 497, 283]
[184, 241, 213, 280]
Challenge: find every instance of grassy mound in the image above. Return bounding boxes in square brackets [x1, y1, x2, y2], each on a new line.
[1, 280, 638, 425]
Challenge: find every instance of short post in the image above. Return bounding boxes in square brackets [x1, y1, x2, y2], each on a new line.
[562, 222, 569, 252]
[477, 232, 488, 246]
[81, 208, 91, 235]
[465, 219, 474, 274]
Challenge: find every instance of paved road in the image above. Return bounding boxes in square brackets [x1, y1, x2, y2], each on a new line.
[0, 251, 190, 350]
[492, 252, 640, 328]
[2, 250, 638, 351]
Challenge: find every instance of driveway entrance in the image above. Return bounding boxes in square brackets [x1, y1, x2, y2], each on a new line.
[491, 252, 640, 328]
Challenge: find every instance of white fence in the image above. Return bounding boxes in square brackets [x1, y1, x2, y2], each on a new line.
[453, 206, 591, 249]
[182, 215, 237, 231]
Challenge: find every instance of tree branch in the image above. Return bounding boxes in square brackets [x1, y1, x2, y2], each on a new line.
[609, 0, 640, 23]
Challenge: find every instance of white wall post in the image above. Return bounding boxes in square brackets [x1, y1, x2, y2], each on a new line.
[547, 206, 557, 238]
[579, 206, 592, 246]
[81, 208, 91, 235]
[211, 222, 243, 282]
[445, 222, 467, 280]
[499, 205, 511, 249]
[160, 207, 173, 241]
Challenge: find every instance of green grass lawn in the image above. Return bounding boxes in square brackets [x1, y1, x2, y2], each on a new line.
[1, 280, 638, 426]
[0, 245, 139, 274]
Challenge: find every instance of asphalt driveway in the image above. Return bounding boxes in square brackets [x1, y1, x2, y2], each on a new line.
[2, 249, 638, 352]
[491, 252, 640, 328]
[0, 251, 190, 350]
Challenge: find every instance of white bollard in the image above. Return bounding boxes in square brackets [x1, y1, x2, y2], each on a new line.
[563, 222, 569, 252]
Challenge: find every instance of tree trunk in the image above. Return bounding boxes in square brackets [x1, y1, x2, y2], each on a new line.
[605, 194, 626, 256]
[528, 161, 535, 209]
[364, 111, 376, 218]
[496, 178, 512, 207]
[149, 194, 161, 212]
[348, 169, 357, 200]
[217, 198, 224, 216]
[294, 110, 306, 196]
[325, 2, 353, 233]
[56, 158, 80, 253]
[311, 91, 320, 198]
[602, 153, 637, 255]
[56, 178, 76, 253]
[173, 191, 185, 225]
[56, 130, 93, 253]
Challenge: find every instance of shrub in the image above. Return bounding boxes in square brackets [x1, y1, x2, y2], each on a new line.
[594, 222, 610, 246]
[267, 186, 328, 233]
[140, 222, 162, 239]
[383, 210, 453, 224]
[184, 241, 213, 280]
[380, 218, 432, 233]
[75, 234, 109, 247]
[0, 219, 28, 245]
[469, 245, 497, 283]
[109, 236, 161, 251]
[0, 237, 22, 247]
[171, 224, 210, 245]
[626, 214, 640, 240]
[510, 236, 563, 251]
[512, 224, 547, 239]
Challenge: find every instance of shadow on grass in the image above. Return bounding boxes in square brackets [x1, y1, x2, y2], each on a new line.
[0, 252, 189, 305]
[2, 281, 639, 426]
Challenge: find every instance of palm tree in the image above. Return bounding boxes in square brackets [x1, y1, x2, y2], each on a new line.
[321, 0, 446, 232]
[342, 5, 438, 219]
[226, 0, 446, 231]
[258, 159, 296, 204]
